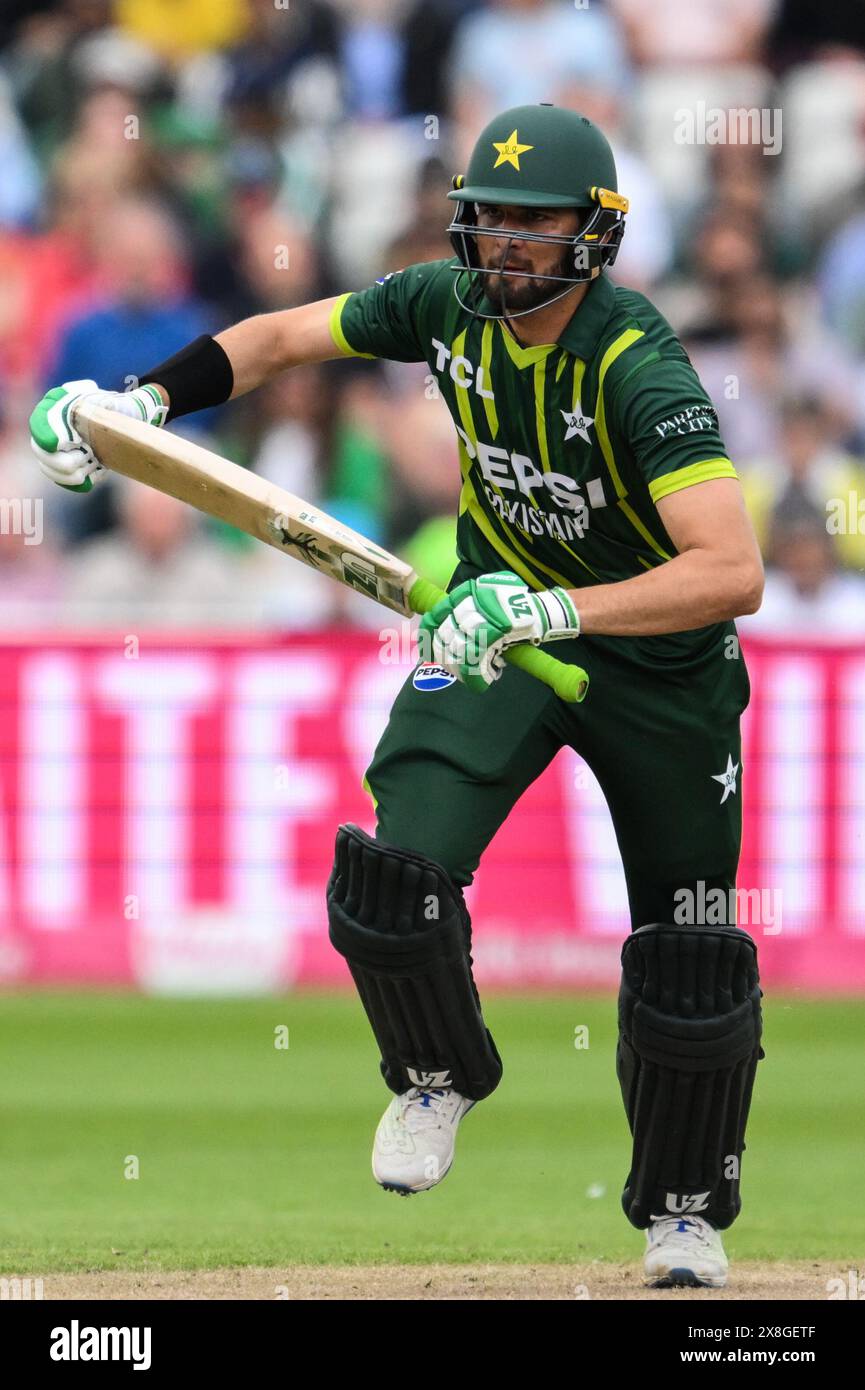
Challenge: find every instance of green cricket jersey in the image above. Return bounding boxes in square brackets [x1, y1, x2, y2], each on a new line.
[329, 257, 736, 599]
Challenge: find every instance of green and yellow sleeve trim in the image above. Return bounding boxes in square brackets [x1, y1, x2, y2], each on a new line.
[648, 457, 737, 504]
[328, 293, 376, 359]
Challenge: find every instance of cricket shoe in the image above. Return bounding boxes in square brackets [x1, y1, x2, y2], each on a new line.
[644, 1215, 728, 1289]
[372, 1086, 475, 1195]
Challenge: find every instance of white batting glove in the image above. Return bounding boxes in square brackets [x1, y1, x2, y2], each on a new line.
[419, 570, 581, 693]
[29, 380, 168, 492]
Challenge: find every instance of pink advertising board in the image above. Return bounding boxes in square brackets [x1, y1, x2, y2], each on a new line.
[0, 632, 863, 992]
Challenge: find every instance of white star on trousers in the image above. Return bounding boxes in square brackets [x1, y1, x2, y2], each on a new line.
[711, 754, 739, 804]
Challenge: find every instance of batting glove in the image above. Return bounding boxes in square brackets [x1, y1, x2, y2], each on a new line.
[30, 380, 168, 492]
[418, 570, 581, 692]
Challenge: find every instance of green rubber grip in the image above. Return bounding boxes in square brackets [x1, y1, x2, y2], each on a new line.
[408, 576, 588, 704]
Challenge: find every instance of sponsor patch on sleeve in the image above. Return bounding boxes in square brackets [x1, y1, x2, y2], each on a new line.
[652, 404, 718, 440]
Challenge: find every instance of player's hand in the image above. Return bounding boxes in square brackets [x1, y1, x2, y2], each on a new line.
[29, 381, 168, 492]
[418, 570, 581, 692]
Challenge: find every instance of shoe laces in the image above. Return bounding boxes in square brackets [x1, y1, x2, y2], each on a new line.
[649, 1215, 717, 1249]
[398, 1087, 455, 1132]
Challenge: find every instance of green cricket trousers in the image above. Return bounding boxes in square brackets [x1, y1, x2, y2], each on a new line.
[364, 585, 750, 929]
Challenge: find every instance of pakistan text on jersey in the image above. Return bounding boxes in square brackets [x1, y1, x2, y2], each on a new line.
[484, 484, 589, 542]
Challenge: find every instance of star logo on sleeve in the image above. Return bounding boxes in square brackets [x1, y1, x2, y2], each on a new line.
[711, 754, 739, 804]
[492, 130, 534, 171]
[561, 402, 594, 443]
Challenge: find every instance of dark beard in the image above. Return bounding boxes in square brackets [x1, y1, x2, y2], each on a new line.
[481, 248, 574, 314]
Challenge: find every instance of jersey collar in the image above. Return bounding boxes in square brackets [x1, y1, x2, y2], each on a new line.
[556, 274, 616, 361]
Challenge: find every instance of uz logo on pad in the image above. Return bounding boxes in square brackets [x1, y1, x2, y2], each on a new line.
[665, 1191, 711, 1214]
[407, 1067, 452, 1088]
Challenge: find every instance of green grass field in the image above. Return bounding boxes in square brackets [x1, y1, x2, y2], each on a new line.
[0, 991, 862, 1273]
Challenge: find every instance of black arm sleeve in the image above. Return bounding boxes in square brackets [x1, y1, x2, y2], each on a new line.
[138, 335, 234, 420]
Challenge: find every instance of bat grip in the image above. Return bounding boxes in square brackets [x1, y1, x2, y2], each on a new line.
[408, 577, 588, 704]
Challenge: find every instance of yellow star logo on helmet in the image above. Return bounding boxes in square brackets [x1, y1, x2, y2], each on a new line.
[492, 130, 534, 171]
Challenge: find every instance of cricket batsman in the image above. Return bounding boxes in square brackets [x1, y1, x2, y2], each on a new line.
[31, 104, 765, 1289]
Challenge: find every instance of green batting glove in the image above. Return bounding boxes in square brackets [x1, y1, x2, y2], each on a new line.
[30, 380, 167, 492]
[418, 569, 581, 692]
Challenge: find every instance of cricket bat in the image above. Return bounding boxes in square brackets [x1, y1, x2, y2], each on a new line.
[72, 402, 588, 702]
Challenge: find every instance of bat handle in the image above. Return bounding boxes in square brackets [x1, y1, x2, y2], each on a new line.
[408, 577, 589, 704]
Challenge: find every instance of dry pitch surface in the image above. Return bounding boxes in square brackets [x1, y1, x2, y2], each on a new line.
[42, 1262, 832, 1300]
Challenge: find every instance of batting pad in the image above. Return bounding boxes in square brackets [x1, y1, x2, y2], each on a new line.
[616, 922, 764, 1230]
[326, 824, 503, 1101]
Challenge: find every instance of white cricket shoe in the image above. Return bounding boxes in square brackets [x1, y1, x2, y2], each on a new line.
[644, 1215, 729, 1289]
[372, 1086, 475, 1194]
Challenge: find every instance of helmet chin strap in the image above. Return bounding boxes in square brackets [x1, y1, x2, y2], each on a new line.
[501, 309, 522, 342]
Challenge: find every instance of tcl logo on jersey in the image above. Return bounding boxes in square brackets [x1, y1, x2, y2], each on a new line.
[430, 338, 495, 398]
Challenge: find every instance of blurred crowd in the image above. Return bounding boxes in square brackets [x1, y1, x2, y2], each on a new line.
[1, 0, 864, 633]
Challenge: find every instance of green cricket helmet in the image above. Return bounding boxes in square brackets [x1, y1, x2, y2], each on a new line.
[447, 103, 629, 319]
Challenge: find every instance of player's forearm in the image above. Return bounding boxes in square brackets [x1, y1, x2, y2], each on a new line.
[212, 313, 285, 398]
[141, 299, 345, 417]
[570, 548, 764, 636]
[215, 298, 345, 397]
